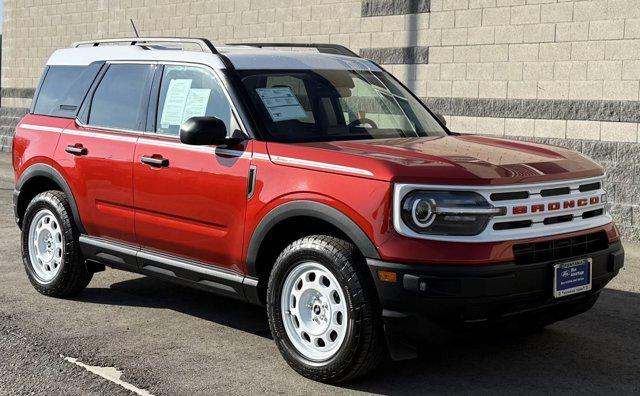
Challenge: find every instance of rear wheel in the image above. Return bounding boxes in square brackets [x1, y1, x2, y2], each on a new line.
[267, 235, 385, 383]
[21, 191, 92, 297]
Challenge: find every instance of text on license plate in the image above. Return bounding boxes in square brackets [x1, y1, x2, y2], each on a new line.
[553, 258, 592, 298]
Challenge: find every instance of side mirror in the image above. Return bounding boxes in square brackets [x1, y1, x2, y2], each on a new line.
[180, 117, 228, 146]
[434, 113, 447, 126]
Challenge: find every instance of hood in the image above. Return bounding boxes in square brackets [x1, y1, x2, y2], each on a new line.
[266, 135, 603, 185]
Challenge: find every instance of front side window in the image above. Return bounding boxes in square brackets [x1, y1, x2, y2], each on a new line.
[156, 65, 233, 136]
[89, 64, 154, 131]
[238, 69, 447, 143]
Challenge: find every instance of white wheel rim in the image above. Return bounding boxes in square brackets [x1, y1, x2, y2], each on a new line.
[28, 209, 64, 283]
[281, 262, 348, 361]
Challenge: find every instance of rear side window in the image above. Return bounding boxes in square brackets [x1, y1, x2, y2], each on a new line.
[32, 63, 102, 118]
[88, 64, 154, 131]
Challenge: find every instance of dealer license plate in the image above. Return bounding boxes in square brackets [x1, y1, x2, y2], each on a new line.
[553, 258, 592, 298]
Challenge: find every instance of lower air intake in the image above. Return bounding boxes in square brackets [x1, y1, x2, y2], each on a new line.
[513, 231, 609, 265]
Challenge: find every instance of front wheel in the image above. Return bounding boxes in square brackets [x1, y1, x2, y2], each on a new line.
[267, 235, 385, 383]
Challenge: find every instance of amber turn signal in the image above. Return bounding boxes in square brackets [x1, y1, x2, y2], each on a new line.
[377, 270, 397, 283]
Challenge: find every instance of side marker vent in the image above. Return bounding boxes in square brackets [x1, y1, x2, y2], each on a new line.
[247, 166, 257, 199]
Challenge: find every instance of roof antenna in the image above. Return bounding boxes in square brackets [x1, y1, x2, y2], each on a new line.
[130, 19, 140, 38]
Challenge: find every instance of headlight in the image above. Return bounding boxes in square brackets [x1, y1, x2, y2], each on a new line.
[400, 190, 505, 236]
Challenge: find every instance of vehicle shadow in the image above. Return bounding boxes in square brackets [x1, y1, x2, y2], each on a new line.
[347, 288, 640, 394]
[74, 276, 640, 394]
[74, 276, 272, 338]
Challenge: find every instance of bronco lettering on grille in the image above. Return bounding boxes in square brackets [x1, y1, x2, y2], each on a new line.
[512, 196, 600, 215]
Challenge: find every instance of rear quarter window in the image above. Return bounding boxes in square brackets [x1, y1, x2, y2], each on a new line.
[32, 63, 103, 118]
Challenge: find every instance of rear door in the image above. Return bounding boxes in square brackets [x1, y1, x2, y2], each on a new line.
[133, 64, 251, 273]
[54, 63, 155, 243]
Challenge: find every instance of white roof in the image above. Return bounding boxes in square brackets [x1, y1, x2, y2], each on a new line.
[47, 46, 227, 68]
[219, 47, 381, 71]
[46, 44, 381, 72]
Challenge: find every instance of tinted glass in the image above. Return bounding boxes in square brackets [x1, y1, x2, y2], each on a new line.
[89, 64, 154, 131]
[238, 69, 447, 143]
[156, 65, 233, 136]
[32, 63, 102, 118]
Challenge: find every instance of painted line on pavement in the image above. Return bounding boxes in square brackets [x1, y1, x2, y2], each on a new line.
[61, 355, 154, 396]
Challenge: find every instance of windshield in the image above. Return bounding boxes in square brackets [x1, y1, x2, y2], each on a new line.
[237, 69, 447, 143]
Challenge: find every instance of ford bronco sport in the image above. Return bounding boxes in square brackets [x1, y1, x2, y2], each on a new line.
[13, 38, 624, 382]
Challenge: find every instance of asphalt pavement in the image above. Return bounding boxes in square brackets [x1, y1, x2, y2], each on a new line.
[0, 152, 638, 395]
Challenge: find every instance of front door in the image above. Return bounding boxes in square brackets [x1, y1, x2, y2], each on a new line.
[133, 64, 251, 273]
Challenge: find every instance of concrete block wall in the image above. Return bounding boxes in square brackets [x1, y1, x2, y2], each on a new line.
[1, 0, 639, 240]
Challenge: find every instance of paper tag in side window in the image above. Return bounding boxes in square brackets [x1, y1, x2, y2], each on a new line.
[182, 88, 211, 122]
[256, 87, 307, 122]
[160, 79, 192, 126]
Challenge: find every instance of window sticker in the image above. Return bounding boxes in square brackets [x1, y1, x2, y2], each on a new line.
[256, 87, 307, 122]
[160, 79, 192, 127]
[182, 88, 211, 122]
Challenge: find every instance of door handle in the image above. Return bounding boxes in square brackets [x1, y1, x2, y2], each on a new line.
[65, 144, 88, 156]
[141, 155, 169, 168]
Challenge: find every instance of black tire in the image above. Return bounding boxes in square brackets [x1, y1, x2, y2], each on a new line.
[21, 190, 92, 297]
[266, 235, 385, 383]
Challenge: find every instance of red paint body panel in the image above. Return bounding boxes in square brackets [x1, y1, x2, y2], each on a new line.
[133, 136, 251, 273]
[53, 121, 138, 244]
[248, 141, 616, 266]
[268, 135, 603, 185]
[15, 114, 614, 272]
[13, 115, 70, 178]
[243, 141, 392, 272]
[376, 223, 619, 265]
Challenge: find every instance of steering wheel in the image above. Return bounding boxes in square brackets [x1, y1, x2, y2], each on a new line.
[348, 118, 378, 130]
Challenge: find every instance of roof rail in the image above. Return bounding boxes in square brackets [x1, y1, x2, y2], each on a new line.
[226, 42, 360, 58]
[72, 37, 219, 54]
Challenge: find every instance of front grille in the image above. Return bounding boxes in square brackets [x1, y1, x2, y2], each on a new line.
[513, 231, 609, 265]
[394, 176, 611, 243]
[483, 176, 608, 241]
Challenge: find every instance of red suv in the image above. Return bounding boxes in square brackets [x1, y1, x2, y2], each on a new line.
[13, 38, 624, 382]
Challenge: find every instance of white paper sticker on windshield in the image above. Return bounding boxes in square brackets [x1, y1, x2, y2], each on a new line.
[256, 87, 307, 122]
[160, 79, 192, 127]
[182, 88, 211, 122]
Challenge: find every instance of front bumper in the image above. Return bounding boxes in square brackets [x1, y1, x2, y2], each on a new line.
[368, 241, 624, 340]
